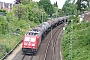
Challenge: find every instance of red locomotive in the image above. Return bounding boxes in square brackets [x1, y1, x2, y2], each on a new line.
[22, 30, 42, 54]
[22, 16, 68, 54]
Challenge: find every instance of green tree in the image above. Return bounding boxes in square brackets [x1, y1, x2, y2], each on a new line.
[26, 5, 32, 21]
[13, 4, 27, 20]
[14, 1, 48, 24]
[26, 2, 40, 23]
[62, 0, 77, 15]
[28, 1, 47, 23]
[54, 1, 58, 7]
[38, 0, 54, 17]
[76, 0, 89, 13]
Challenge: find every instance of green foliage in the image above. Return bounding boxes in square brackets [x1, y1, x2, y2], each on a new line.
[56, 9, 64, 17]
[38, 0, 54, 17]
[75, 0, 90, 14]
[13, 1, 48, 24]
[76, 0, 82, 12]
[21, 0, 30, 5]
[0, 9, 6, 12]
[13, 4, 28, 20]
[0, 16, 38, 59]
[62, 0, 90, 16]
[26, 4, 34, 21]
[0, 15, 8, 34]
[6, 12, 13, 22]
[54, 1, 58, 7]
[62, 17, 90, 60]
[0, 2, 39, 58]
[68, 15, 79, 23]
[62, 2, 77, 15]
[29, 1, 48, 23]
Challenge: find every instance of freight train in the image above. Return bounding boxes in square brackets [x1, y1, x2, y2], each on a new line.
[22, 16, 68, 54]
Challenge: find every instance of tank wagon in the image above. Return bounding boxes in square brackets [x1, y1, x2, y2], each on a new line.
[22, 16, 68, 54]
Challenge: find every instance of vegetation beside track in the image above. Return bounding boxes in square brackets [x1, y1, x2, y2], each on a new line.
[0, 17, 38, 58]
[62, 16, 90, 60]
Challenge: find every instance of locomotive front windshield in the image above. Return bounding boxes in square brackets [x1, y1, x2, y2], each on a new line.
[26, 30, 40, 36]
[24, 37, 36, 42]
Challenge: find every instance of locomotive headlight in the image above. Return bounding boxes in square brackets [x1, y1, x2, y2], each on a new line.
[24, 43, 27, 45]
[32, 44, 35, 46]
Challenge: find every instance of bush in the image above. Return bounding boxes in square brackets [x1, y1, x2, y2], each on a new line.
[62, 18, 90, 60]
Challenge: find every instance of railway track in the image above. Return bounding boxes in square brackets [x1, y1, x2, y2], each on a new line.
[43, 24, 64, 60]
[21, 54, 33, 60]
[9, 23, 65, 60]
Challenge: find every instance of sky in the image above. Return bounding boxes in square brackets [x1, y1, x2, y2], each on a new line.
[0, 0, 66, 9]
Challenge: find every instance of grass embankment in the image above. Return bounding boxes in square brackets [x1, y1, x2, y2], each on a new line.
[0, 21, 38, 59]
[62, 20, 90, 60]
